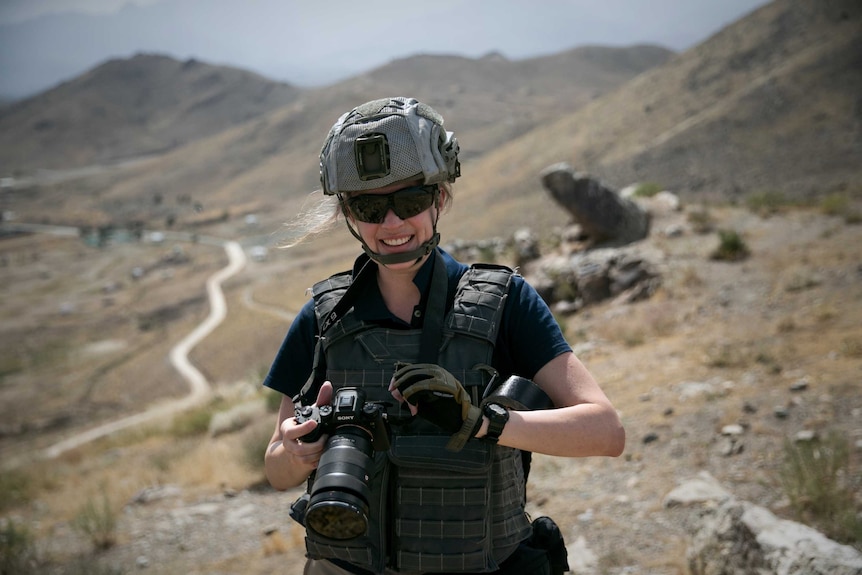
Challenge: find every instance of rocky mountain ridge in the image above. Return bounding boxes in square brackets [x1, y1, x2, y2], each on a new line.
[1, 1, 861, 573]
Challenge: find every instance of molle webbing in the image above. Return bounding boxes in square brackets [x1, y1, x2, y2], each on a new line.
[307, 261, 515, 407]
[390, 435, 528, 572]
[302, 261, 532, 572]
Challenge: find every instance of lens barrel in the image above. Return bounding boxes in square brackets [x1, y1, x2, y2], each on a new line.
[304, 427, 375, 540]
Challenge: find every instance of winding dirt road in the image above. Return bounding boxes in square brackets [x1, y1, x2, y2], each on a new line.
[42, 239, 247, 459]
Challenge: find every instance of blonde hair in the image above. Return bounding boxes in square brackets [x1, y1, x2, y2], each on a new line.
[279, 190, 341, 248]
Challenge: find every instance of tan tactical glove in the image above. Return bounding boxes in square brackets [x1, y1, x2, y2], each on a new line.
[392, 363, 483, 452]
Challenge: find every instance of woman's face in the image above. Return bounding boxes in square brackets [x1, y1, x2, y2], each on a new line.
[346, 180, 443, 271]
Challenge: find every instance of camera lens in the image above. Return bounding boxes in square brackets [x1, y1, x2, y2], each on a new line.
[304, 428, 374, 540]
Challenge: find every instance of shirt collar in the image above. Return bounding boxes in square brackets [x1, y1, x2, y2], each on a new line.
[350, 251, 437, 325]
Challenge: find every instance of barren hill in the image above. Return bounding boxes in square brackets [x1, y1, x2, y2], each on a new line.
[2, 1, 858, 241]
[0, 53, 302, 172]
[346, 45, 675, 162]
[445, 0, 862, 240]
[0, 45, 671, 228]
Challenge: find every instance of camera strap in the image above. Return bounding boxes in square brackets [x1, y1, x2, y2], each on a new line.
[296, 258, 377, 405]
[319, 257, 376, 334]
[417, 250, 448, 363]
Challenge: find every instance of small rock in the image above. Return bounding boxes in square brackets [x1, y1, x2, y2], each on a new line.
[790, 379, 809, 392]
[719, 438, 744, 457]
[132, 485, 182, 505]
[663, 471, 732, 508]
[663, 223, 686, 237]
[566, 535, 598, 574]
[794, 430, 818, 443]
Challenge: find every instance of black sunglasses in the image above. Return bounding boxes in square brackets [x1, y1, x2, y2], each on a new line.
[345, 185, 438, 224]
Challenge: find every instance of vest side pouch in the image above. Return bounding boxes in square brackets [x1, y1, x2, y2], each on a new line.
[389, 435, 499, 573]
[302, 450, 391, 573]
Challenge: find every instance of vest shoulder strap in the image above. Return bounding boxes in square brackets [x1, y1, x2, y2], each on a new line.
[447, 263, 514, 345]
[298, 262, 515, 404]
[312, 262, 515, 341]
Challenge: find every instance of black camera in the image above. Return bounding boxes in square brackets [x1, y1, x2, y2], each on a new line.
[292, 388, 390, 540]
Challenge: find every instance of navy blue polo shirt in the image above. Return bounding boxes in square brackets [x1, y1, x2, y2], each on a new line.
[263, 248, 571, 398]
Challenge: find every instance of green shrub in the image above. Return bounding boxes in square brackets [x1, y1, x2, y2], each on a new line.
[710, 229, 750, 261]
[686, 207, 715, 234]
[0, 519, 37, 574]
[0, 469, 33, 513]
[821, 192, 850, 215]
[780, 431, 862, 547]
[746, 190, 788, 216]
[820, 193, 861, 224]
[170, 404, 215, 437]
[72, 493, 117, 551]
[632, 182, 663, 198]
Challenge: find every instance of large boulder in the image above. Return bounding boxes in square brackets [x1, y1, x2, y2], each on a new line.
[689, 500, 862, 575]
[525, 244, 662, 311]
[540, 162, 650, 246]
[665, 473, 862, 575]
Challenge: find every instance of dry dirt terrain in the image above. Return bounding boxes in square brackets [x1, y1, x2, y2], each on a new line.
[2, 197, 861, 575]
[2, 4, 859, 573]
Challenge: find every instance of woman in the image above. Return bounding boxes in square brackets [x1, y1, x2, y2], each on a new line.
[263, 97, 625, 575]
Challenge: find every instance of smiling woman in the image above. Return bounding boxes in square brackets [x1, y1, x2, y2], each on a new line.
[261, 96, 624, 575]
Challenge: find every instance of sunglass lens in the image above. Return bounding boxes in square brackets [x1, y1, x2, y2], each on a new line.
[348, 186, 436, 223]
[393, 188, 435, 219]
[348, 196, 388, 223]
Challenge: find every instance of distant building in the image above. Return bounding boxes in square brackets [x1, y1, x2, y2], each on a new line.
[250, 245, 268, 262]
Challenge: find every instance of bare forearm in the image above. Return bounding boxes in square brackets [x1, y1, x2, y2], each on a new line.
[494, 404, 625, 457]
[265, 440, 313, 491]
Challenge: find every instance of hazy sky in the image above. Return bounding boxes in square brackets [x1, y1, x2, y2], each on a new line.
[0, 0, 770, 99]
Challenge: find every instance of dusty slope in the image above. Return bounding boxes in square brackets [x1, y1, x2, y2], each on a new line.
[0, 45, 669, 231]
[0, 54, 302, 171]
[4, 200, 860, 575]
[447, 0, 862, 240]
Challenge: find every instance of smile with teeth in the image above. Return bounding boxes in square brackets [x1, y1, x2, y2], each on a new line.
[381, 235, 412, 247]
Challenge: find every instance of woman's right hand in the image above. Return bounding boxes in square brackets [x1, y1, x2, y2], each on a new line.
[265, 381, 333, 490]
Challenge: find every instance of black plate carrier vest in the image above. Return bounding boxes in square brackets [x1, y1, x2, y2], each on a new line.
[296, 257, 532, 573]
